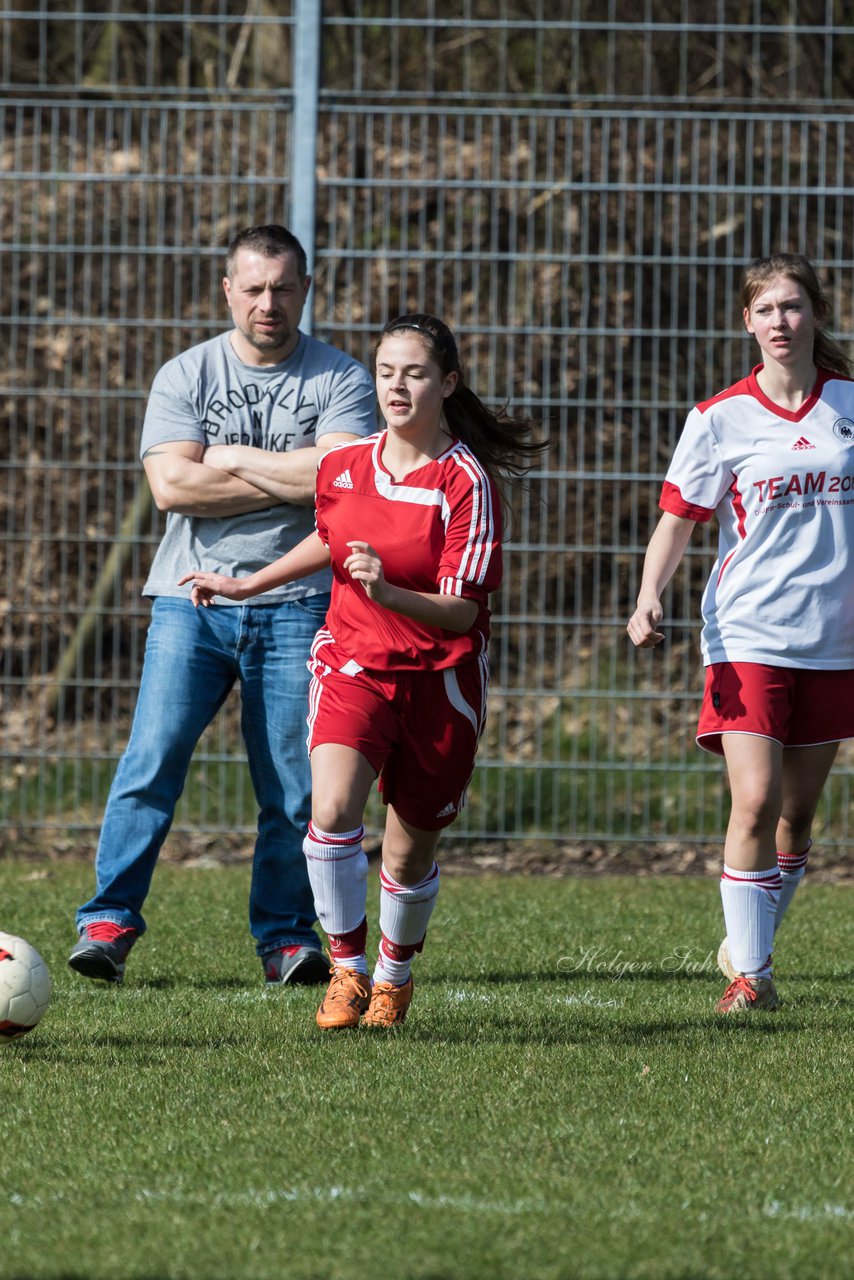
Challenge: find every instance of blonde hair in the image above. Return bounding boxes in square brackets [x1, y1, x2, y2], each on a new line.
[741, 253, 852, 376]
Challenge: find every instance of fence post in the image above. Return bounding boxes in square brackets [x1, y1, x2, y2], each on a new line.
[291, 0, 322, 335]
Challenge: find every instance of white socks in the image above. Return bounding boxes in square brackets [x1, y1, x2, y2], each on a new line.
[302, 822, 368, 939]
[373, 862, 440, 987]
[720, 865, 781, 979]
[775, 843, 810, 933]
[721, 843, 811, 979]
[302, 830, 441, 986]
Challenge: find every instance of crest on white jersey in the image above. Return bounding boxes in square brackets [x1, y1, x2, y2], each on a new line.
[833, 418, 854, 444]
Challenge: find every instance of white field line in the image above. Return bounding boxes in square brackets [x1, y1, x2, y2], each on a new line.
[8, 1185, 852, 1223]
[763, 1200, 854, 1222]
[7, 1185, 550, 1216]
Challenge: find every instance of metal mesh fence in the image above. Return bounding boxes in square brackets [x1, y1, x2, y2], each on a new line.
[1, 2, 851, 857]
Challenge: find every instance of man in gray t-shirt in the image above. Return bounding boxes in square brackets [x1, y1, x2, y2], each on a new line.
[69, 225, 376, 987]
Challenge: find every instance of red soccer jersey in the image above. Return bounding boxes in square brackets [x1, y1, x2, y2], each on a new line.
[314, 431, 502, 670]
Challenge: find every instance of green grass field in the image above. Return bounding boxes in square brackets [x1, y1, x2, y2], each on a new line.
[2, 860, 853, 1280]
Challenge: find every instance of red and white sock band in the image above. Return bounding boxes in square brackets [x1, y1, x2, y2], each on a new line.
[778, 841, 811, 877]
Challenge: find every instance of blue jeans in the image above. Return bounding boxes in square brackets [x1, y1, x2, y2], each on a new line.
[76, 594, 329, 955]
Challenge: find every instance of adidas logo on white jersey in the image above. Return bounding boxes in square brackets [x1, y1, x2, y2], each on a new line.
[791, 436, 815, 450]
[435, 801, 456, 818]
[333, 469, 354, 489]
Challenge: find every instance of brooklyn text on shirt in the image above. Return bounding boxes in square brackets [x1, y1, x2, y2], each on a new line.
[200, 380, 319, 440]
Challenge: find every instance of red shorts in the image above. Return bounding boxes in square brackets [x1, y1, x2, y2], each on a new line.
[306, 654, 489, 831]
[697, 662, 854, 755]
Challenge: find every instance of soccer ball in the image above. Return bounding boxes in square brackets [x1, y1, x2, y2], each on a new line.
[0, 932, 51, 1043]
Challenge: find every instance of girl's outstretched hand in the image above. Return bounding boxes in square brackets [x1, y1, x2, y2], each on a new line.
[177, 570, 248, 608]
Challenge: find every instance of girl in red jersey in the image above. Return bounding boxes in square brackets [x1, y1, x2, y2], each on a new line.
[627, 254, 854, 1014]
[181, 315, 539, 1029]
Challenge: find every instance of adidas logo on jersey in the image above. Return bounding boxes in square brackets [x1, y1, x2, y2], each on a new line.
[435, 801, 456, 818]
[791, 436, 815, 450]
[333, 469, 354, 489]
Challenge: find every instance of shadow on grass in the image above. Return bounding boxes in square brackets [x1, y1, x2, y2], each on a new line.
[782, 969, 854, 982]
[376, 1012, 794, 1048]
[131, 974, 253, 990]
[771, 992, 854, 1009]
[12, 1008, 818, 1059]
[11, 1032, 250, 1063]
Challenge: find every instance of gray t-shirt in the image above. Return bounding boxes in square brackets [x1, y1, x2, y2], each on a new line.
[140, 331, 376, 602]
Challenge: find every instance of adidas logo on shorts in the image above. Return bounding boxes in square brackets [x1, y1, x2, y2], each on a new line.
[333, 469, 354, 489]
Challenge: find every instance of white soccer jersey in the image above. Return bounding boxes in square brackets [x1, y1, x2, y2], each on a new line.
[660, 366, 854, 668]
[314, 431, 502, 671]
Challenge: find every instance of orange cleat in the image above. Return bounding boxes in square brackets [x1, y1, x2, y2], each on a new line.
[315, 966, 372, 1030]
[715, 974, 779, 1013]
[362, 976, 413, 1028]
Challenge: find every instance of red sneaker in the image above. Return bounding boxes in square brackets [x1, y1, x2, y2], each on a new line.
[68, 921, 139, 984]
[263, 945, 329, 985]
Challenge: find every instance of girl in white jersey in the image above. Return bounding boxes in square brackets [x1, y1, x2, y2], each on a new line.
[181, 315, 540, 1030]
[628, 254, 854, 1014]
